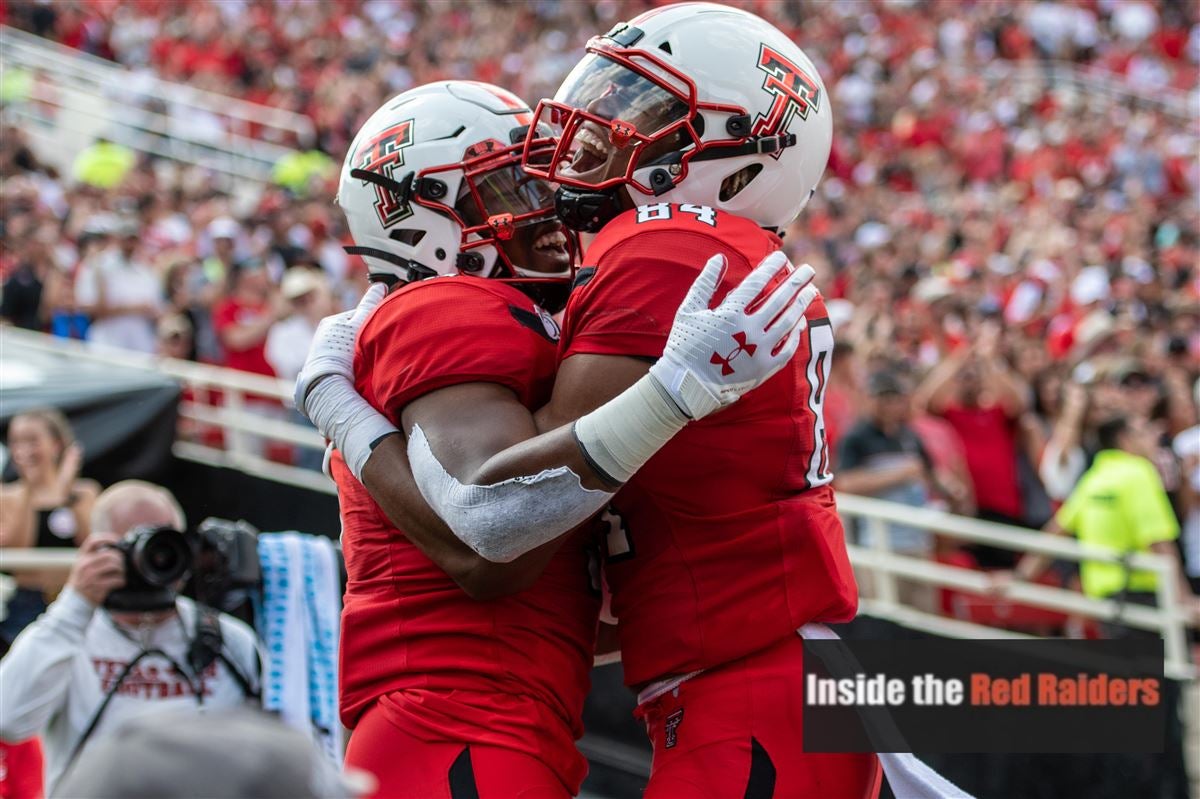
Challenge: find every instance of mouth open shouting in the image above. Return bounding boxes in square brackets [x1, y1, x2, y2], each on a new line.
[521, 218, 572, 275]
[562, 120, 620, 183]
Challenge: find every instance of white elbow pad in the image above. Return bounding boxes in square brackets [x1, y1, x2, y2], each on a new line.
[408, 425, 614, 563]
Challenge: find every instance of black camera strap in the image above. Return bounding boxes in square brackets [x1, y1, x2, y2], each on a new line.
[65, 646, 198, 769]
[187, 604, 224, 675]
[66, 605, 260, 775]
[189, 603, 260, 702]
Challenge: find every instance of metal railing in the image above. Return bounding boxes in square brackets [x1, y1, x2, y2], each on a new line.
[839, 494, 1196, 681]
[0, 25, 315, 184]
[1, 330, 1195, 680]
[996, 60, 1197, 120]
[2, 327, 330, 494]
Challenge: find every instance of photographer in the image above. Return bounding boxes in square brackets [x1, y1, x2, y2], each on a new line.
[0, 481, 260, 795]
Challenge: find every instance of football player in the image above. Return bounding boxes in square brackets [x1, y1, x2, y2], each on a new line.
[303, 79, 821, 799]
[520, 7, 881, 795]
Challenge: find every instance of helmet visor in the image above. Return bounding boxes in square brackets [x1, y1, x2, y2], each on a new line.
[465, 164, 557, 226]
[456, 161, 571, 277]
[543, 53, 690, 187]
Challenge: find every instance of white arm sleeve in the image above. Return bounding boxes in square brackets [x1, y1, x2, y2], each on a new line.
[408, 424, 614, 563]
[0, 587, 94, 742]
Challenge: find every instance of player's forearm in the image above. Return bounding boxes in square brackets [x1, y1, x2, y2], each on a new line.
[361, 436, 559, 598]
[465, 424, 615, 491]
[409, 364, 718, 563]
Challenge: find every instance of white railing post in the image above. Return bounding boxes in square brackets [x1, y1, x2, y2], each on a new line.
[1153, 554, 1189, 683]
[868, 515, 898, 607]
[223, 386, 250, 466]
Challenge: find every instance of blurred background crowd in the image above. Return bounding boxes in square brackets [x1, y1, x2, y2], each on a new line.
[1, 0, 1198, 603]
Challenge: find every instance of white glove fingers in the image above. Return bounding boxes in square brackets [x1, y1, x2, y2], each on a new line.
[770, 283, 820, 333]
[349, 282, 389, 325]
[680, 254, 726, 313]
[721, 250, 788, 313]
[755, 265, 817, 332]
[770, 313, 808, 362]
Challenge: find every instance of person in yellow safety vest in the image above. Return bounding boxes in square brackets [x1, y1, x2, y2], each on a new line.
[993, 415, 1200, 630]
[71, 139, 135, 189]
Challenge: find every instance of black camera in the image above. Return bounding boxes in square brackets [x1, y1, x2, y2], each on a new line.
[104, 526, 193, 612]
[103, 518, 261, 613]
[191, 518, 261, 613]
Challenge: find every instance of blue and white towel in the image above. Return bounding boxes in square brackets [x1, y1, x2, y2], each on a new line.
[255, 532, 343, 764]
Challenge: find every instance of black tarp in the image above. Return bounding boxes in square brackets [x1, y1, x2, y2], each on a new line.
[1, 336, 180, 483]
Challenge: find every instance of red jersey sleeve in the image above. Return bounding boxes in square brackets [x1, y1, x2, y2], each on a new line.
[354, 278, 558, 422]
[560, 208, 782, 361]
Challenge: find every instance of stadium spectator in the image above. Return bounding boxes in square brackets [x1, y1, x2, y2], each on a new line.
[201, 217, 243, 292]
[212, 259, 282, 377]
[914, 322, 1033, 565]
[163, 259, 217, 363]
[70, 139, 135, 191]
[0, 481, 261, 796]
[265, 267, 331, 385]
[1007, 416, 1199, 623]
[823, 340, 863, 461]
[155, 313, 194, 361]
[73, 218, 162, 354]
[0, 251, 45, 331]
[0, 409, 99, 653]
[836, 369, 939, 609]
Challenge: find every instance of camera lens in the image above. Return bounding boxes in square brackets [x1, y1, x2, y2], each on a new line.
[132, 529, 193, 586]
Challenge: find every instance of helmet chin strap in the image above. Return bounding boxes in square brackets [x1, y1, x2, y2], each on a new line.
[512, 264, 571, 279]
[554, 185, 627, 233]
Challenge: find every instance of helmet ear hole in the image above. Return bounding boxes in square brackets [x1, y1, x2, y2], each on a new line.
[719, 164, 763, 202]
[389, 229, 426, 247]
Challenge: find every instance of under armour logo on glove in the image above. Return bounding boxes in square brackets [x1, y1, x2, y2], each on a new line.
[710, 331, 758, 376]
[648, 250, 818, 420]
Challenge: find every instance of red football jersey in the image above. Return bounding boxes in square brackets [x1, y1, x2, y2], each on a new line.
[560, 203, 858, 688]
[335, 276, 599, 793]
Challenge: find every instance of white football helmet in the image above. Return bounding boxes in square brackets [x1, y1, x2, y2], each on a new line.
[522, 3, 832, 232]
[338, 81, 575, 289]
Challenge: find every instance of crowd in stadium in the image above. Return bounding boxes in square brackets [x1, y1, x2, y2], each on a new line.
[2, 0, 1198, 600]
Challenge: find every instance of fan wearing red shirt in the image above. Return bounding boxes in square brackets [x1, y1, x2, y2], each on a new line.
[212, 260, 281, 377]
[298, 81, 816, 799]
[914, 321, 1030, 566]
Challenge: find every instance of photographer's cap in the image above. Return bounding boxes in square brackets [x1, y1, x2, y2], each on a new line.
[54, 709, 373, 798]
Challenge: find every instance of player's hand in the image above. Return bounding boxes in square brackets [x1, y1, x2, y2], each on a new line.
[67, 532, 126, 606]
[294, 282, 387, 421]
[650, 251, 816, 420]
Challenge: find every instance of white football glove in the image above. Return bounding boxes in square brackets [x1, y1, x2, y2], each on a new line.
[294, 283, 396, 480]
[294, 282, 387, 409]
[649, 250, 817, 420]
